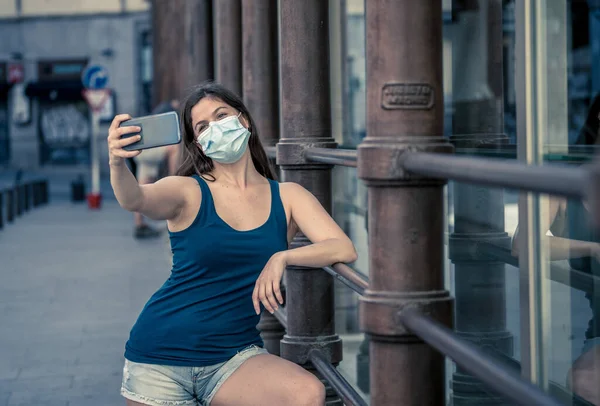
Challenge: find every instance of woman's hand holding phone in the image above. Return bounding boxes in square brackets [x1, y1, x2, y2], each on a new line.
[107, 114, 143, 166]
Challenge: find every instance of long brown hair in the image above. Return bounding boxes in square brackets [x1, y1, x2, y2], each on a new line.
[175, 82, 275, 181]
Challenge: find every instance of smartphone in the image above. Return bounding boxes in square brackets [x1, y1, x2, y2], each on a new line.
[120, 111, 181, 151]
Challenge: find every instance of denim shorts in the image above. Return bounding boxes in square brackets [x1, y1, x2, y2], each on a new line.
[120, 345, 268, 406]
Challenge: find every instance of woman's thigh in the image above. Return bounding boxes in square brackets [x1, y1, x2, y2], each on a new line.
[210, 354, 325, 406]
[126, 401, 149, 406]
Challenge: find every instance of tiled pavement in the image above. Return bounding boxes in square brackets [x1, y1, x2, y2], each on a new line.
[0, 173, 172, 406]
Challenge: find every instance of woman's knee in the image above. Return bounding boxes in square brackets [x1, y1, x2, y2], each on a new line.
[293, 374, 325, 406]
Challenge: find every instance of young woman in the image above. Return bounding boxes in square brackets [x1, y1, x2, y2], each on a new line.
[107, 82, 357, 406]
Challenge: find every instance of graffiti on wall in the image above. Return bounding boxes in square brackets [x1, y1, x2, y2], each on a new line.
[40, 104, 90, 146]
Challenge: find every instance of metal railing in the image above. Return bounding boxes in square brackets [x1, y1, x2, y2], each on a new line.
[274, 144, 600, 295]
[269, 145, 592, 197]
[479, 240, 600, 295]
[398, 307, 562, 406]
[323, 264, 368, 295]
[309, 349, 368, 406]
[307, 259, 563, 405]
[266, 144, 596, 405]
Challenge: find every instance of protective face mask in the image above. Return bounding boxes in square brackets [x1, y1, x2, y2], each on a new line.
[196, 113, 251, 164]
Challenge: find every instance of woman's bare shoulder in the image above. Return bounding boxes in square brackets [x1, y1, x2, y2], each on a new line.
[278, 181, 308, 196]
[149, 175, 202, 201]
[278, 182, 319, 211]
[157, 175, 200, 187]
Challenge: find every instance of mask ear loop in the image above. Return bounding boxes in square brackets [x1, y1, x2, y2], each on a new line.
[237, 111, 251, 132]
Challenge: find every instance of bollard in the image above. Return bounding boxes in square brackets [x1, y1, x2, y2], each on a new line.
[6, 189, 14, 223]
[0, 190, 3, 230]
[33, 182, 39, 207]
[15, 186, 22, 217]
[36, 181, 43, 205]
[24, 183, 30, 212]
[41, 180, 49, 204]
[71, 175, 86, 202]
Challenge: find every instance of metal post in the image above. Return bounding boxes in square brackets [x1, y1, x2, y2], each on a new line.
[33, 182, 40, 207]
[213, 0, 242, 95]
[23, 184, 30, 212]
[6, 189, 14, 223]
[89, 111, 101, 208]
[357, 0, 453, 404]
[31, 183, 37, 207]
[15, 186, 22, 217]
[242, 0, 285, 354]
[449, 1, 513, 404]
[257, 297, 286, 355]
[151, 0, 213, 105]
[0, 191, 3, 229]
[277, 1, 342, 404]
[42, 180, 48, 204]
[241, 0, 280, 177]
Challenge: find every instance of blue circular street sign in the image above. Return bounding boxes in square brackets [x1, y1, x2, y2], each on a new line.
[81, 65, 109, 89]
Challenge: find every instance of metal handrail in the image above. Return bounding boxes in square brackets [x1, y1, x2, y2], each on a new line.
[323, 264, 369, 295]
[398, 308, 562, 406]
[305, 148, 358, 167]
[263, 146, 357, 167]
[273, 307, 287, 328]
[403, 152, 586, 198]
[309, 349, 368, 406]
[481, 345, 595, 406]
[479, 241, 599, 294]
[266, 145, 589, 198]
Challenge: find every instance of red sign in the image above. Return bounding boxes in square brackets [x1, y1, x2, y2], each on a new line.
[82, 89, 111, 112]
[7, 63, 24, 84]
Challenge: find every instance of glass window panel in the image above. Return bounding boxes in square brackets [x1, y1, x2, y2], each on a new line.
[520, 0, 600, 403]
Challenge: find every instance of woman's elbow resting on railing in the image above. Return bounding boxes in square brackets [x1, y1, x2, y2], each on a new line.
[339, 242, 358, 264]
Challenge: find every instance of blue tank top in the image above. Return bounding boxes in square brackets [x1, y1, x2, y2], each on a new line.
[124, 175, 288, 366]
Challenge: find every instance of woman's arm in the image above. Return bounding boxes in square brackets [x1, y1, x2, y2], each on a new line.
[108, 114, 188, 221]
[252, 182, 357, 314]
[538, 235, 596, 261]
[280, 182, 357, 267]
[111, 165, 189, 220]
[511, 196, 600, 261]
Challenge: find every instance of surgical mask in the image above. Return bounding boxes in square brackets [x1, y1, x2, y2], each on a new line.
[196, 113, 251, 164]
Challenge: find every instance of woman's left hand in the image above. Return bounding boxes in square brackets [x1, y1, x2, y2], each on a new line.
[253, 252, 286, 314]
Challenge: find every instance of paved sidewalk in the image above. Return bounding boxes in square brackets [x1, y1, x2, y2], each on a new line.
[0, 185, 172, 406]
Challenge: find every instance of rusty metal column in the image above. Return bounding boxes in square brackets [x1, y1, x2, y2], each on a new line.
[213, 0, 242, 95]
[449, 1, 513, 404]
[151, 0, 213, 104]
[241, 0, 280, 178]
[358, 0, 453, 405]
[242, 0, 284, 355]
[277, 1, 342, 404]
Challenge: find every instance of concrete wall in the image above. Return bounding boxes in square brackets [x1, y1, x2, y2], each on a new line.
[0, 11, 150, 172]
[0, 0, 149, 17]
